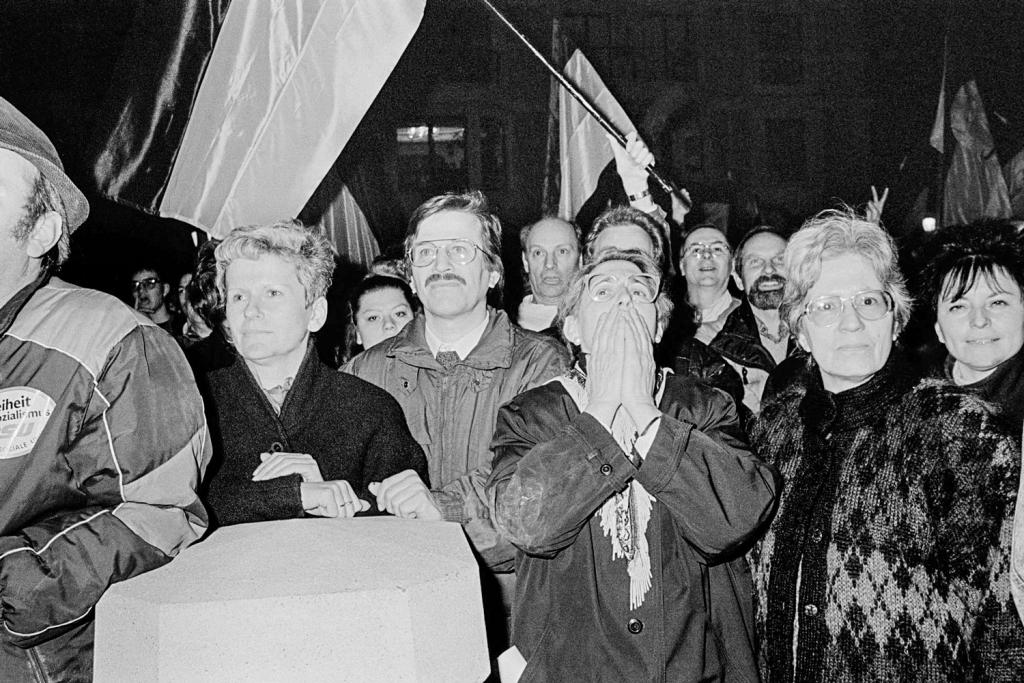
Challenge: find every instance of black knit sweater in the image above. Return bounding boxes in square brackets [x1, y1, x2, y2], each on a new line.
[197, 344, 429, 526]
[750, 353, 1024, 682]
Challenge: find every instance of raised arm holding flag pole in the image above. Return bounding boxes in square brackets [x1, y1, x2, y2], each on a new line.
[478, 0, 691, 214]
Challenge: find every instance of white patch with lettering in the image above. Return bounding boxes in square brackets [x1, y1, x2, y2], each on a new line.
[0, 387, 56, 459]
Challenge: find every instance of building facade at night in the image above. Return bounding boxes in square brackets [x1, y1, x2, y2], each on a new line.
[376, 0, 918, 234]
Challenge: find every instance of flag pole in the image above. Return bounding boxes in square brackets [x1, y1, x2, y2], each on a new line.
[478, 0, 689, 208]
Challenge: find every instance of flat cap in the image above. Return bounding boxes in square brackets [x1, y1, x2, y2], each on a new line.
[0, 97, 89, 232]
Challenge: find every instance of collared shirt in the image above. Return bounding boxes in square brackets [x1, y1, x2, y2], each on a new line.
[425, 313, 490, 361]
[517, 294, 559, 332]
[695, 292, 739, 346]
[699, 290, 737, 326]
[261, 376, 294, 414]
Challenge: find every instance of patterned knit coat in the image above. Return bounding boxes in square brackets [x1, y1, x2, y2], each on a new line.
[750, 354, 1024, 682]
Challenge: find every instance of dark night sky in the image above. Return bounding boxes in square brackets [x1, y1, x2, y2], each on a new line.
[1, 0, 1021, 300]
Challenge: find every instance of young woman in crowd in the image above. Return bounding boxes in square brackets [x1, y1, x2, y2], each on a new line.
[750, 209, 1024, 681]
[342, 274, 418, 362]
[487, 249, 780, 681]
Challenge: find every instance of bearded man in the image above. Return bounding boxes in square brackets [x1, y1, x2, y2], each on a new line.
[711, 226, 797, 415]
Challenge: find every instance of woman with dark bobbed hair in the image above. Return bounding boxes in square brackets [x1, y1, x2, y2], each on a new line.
[919, 219, 1024, 424]
[341, 274, 418, 363]
[750, 209, 1024, 681]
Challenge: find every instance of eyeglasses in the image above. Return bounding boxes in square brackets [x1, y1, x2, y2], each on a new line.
[682, 242, 731, 260]
[408, 239, 486, 267]
[743, 254, 785, 271]
[802, 289, 894, 327]
[131, 277, 162, 292]
[584, 272, 660, 304]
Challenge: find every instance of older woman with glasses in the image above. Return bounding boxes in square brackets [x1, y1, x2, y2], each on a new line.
[486, 249, 780, 681]
[750, 209, 1024, 681]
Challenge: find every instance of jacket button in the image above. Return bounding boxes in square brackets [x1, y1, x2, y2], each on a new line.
[270, 441, 284, 452]
[810, 530, 823, 543]
[804, 604, 818, 617]
[599, 463, 613, 476]
[627, 618, 643, 634]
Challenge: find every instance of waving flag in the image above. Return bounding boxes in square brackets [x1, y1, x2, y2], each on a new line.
[557, 49, 637, 222]
[91, 0, 425, 238]
[927, 9, 1017, 226]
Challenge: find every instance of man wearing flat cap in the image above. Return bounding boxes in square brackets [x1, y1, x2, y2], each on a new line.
[0, 97, 210, 680]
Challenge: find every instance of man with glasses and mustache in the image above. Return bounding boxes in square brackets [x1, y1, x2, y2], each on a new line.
[344, 190, 569, 664]
[711, 225, 797, 415]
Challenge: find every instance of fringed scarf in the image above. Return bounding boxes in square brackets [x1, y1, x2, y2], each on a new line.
[552, 365, 669, 610]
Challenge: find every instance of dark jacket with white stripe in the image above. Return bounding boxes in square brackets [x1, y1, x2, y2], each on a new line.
[0, 275, 210, 681]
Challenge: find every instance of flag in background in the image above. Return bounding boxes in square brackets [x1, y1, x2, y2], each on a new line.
[91, 0, 425, 239]
[928, 16, 1015, 226]
[540, 17, 566, 217]
[557, 49, 638, 222]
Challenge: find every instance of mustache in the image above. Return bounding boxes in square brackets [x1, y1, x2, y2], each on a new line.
[751, 274, 786, 291]
[426, 272, 466, 286]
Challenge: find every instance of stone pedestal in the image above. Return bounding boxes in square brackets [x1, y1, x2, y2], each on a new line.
[94, 518, 489, 682]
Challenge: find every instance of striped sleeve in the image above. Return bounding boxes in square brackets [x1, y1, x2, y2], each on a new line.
[0, 325, 210, 646]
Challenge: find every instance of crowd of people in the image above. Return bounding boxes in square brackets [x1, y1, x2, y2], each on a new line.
[3, 94, 1024, 683]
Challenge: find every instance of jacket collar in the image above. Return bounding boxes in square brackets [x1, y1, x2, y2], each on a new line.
[943, 343, 1024, 425]
[232, 337, 321, 420]
[388, 308, 515, 371]
[0, 270, 49, 337]
[713, 300, 795, 369]
[799, 349, 916, 433]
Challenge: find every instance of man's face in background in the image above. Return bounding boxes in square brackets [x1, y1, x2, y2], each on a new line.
[132, 268, 169, 317]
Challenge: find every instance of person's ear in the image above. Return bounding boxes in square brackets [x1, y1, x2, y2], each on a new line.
[24, 211, 62, 259]
[933, 320, 946, 345]
[488, 268, 500, 289]
[732, 268, 745, 292]
[355, 328, 364, 346]
[307, 296, 328, 333]
[521, 252, 530, 275]
[653, 317, 665, 345]
[796, 321, 810, 352]
[562, 314, 581, 346]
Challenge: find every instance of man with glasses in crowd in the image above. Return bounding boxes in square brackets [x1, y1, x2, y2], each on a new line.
[680, 224, 739, 345]
[130, 264, 177, 335]
[344, 190, 569, 661]
[711, 226, 797, 415]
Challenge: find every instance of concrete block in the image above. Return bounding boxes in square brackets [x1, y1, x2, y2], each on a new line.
[94, 518, 489, 682]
